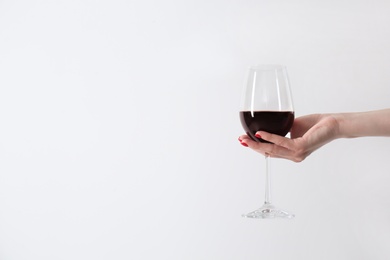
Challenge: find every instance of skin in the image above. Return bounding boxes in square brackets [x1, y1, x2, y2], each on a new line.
[238, 109, 390, 162]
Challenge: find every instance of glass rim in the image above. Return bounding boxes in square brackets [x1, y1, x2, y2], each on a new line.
[249, 64, 286, 71]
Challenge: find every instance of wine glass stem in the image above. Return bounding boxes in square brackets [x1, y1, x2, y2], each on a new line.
[264, 155, 271, 205]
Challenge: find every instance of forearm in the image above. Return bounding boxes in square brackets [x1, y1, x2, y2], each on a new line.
[335, 109, 390, 138]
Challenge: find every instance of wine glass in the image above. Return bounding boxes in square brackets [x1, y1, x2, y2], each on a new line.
[239, 64, 295, 219]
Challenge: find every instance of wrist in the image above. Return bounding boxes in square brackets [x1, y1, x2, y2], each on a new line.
[328, 113, 347, 139]
[332, 112, 368, 138]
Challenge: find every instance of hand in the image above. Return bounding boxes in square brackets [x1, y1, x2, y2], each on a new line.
[238, 114, 340, 162]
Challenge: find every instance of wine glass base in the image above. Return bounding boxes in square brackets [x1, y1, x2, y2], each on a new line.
[242, 203, 294, 219]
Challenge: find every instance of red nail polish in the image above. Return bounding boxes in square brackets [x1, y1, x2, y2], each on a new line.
[255, 133, 261, 138]
[238, 137, 242, 142]
[241, 142, 248, 147]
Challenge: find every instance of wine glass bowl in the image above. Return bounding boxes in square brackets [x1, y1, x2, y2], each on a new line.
[239, 64, 295, 219]
[239, 110, 294, 143]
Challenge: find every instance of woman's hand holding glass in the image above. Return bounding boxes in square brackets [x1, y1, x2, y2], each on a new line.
[239, 109, 390, 162]
[239, 114, 340, 162]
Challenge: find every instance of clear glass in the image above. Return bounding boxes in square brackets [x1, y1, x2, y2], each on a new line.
[239, 64, 295, 219]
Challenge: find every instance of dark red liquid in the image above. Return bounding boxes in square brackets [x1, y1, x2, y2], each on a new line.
[239, 111, 294, 142]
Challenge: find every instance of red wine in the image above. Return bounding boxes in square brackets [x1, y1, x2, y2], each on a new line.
[239, 111, 294, 142]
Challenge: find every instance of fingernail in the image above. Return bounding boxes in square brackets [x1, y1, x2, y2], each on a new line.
[255, 133, 261, 138]
[238, 137, 242, 142]
[241, 142, 248, 147]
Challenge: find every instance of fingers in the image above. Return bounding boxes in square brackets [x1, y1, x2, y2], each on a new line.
[238, 133, 300, 160]
[238, 132, 308, 162]
[256, 131, 295, 150]
[238, 134, 255, 147]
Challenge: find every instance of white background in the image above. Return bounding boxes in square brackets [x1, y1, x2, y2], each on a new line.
[0, 0, 390, 259]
